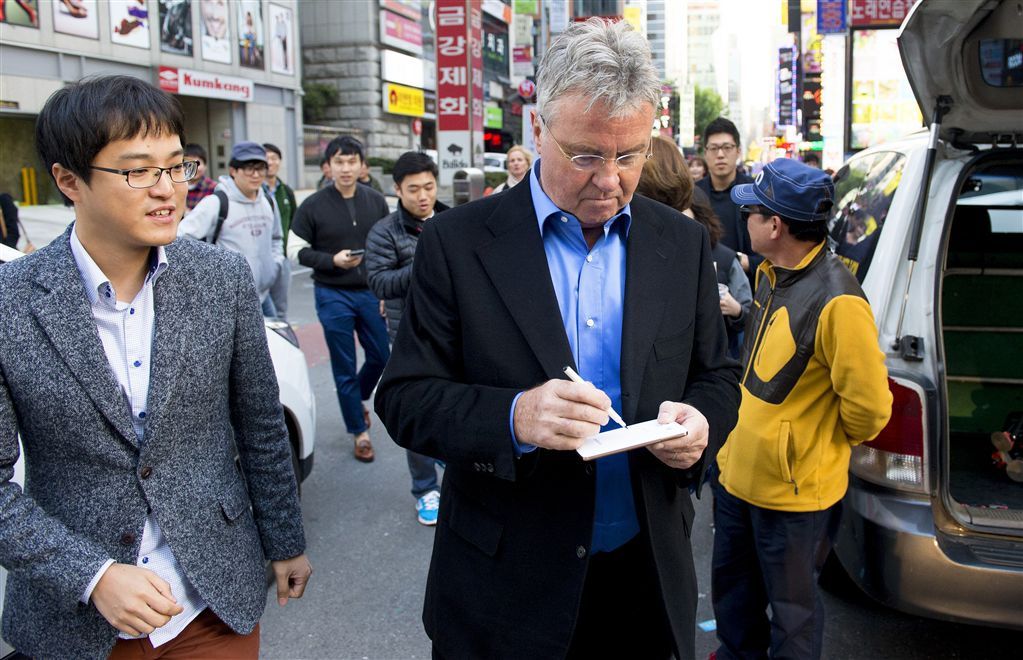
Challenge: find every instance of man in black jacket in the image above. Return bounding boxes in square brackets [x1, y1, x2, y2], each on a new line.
[288, 136, 391, 462]
[696, 117, 761, 288]
[365, 151, 449, 525]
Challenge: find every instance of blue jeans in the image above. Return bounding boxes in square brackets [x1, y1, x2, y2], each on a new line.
[711, 482, 841, 660]
[314, 285, 390, 435]
[407, 450, 439, 498]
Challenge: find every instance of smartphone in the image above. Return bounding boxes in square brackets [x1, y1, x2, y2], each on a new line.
[349, 249, 366, 256]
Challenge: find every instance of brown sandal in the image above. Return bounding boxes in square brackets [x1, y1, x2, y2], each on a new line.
[354, 434, 375, 463]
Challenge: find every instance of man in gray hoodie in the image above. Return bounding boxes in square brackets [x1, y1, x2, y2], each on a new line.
[179, 141, 284, 315]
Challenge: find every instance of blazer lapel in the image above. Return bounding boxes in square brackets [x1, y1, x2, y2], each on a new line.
[145, 247, 193, 428]
[620, 206, 674, 422]
[30, 236, 139, 448]
[475, 184, 575, 381]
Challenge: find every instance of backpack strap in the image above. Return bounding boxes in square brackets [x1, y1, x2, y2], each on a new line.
[211, 189, 229, 244]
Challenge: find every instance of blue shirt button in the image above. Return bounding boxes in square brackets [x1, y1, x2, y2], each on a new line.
[142, 557, 149, 564]
[133, 360, 142, 367]
[138, 411, 146, 419]
[130, 308, 135, 315]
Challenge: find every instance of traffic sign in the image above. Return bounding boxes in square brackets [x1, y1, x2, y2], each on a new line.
[412, 118, 423, 136]
[518, 79, 536, 100]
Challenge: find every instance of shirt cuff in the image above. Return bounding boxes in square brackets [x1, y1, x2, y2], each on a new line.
[82, 559, 116, 604]
[509, 391, 537, 456]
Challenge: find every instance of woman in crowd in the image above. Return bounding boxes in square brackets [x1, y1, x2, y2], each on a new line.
[491, 145, 532, 193]
[637, 136, 750, 358]
[688, 155, 708, 181]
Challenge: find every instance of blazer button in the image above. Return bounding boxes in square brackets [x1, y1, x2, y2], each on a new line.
[584, 464, 594, 476]
[140, 466, 153, 479]
[486, 463, 494, 473]
[576, 545, 587, 559]
[120, 533, 136, 546]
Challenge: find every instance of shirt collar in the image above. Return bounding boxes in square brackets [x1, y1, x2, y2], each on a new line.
[70, 224, 169, 307]
[528, 158, 632, 237]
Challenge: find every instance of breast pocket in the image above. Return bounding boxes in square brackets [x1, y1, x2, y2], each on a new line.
[654, 322, 695, 363]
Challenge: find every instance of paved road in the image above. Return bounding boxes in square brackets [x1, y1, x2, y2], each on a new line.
[13, 206, 1022, 659]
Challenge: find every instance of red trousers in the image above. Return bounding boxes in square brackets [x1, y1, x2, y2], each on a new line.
[107, 608, 259, 660]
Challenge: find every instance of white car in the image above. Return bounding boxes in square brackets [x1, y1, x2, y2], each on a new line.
[484, 151, 508, 173]
[0, 244, 315, 654]
[823, 0, 1022, 630]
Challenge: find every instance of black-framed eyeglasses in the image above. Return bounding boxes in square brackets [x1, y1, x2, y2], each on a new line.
[90, 160, 199, 189]
[740, 205, 770, 221]
[539, 114, 651, 172]
[705, 143, 738, 155]
[237, 162, 269, 175]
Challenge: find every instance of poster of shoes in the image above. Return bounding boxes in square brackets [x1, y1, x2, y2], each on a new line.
[199, 0, 230, 63]
[159, 0, 192, 55]
[237, 0, 264, 70]
[110, 0, 151, 49]
[268, 3, 293, 75]
[0, 0, 40, 28]
[53, 0, 98, 39]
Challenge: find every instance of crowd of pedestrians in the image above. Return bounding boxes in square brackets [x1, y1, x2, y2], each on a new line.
[0, 17, 895, 660]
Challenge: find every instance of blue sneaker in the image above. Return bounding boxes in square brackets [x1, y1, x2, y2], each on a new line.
[416, 490, 440, 526]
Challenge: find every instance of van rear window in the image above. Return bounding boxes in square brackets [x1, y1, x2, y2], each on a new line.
[979, 39, 1023, 87]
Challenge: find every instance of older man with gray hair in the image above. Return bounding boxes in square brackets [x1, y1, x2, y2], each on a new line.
[376, 18, 739, 659]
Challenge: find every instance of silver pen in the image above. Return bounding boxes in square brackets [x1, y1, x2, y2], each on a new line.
[562, 366, 629, 429]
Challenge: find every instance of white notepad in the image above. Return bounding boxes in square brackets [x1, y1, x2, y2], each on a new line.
[576, 419, 689, 461]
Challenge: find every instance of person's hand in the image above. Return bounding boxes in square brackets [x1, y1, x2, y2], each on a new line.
[720, 291, 742, 318]
[647, 402, 709, 469]
[513, 379, 611, 451]
[91, 563, 184, 637]
[332, 249, 363, 269]
[737, 252, 750, 272]
[379, 300, 386, 317]
[271, 554, 312, 606]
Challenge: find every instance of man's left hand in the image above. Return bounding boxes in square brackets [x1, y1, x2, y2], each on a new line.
[647, 402, 709, 469]
[271, 554, 312, 606]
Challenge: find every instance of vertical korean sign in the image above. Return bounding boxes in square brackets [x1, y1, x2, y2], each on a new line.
[436, 0, 485, 186]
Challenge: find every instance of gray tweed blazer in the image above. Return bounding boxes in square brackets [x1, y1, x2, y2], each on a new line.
[0, 228, 306, 658]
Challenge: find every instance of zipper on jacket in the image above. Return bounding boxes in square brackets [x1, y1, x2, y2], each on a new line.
[741, 285, 775, 386]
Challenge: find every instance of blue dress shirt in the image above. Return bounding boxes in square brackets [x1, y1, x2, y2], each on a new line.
[509, 159, 639, 553]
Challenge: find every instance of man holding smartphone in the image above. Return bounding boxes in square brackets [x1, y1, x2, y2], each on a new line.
[288, 136, 391, 462]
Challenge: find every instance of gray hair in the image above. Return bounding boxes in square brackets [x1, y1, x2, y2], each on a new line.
[536, 18, 660, 124]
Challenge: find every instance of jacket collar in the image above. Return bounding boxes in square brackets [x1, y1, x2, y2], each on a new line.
[758, 240, 827, 289]
[399, 199, 450, 234]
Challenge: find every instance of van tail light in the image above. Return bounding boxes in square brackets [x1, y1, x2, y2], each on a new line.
[849, 377, 928, 493]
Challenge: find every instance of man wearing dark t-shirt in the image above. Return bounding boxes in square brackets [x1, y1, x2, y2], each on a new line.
[288, 136, 390, 462]
[696, 117, 761, 287]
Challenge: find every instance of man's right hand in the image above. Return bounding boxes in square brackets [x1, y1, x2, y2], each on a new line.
[333, 249, 364, 269]
[513, 379, 611, 451]
[91, 563, 184, 637]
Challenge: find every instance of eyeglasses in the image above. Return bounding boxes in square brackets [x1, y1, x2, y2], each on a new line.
[90, 160, 199, 189]
[539, 114, 651, 172]
[705, 143, 738, 155]
[740, 205, 770, 221]
[237, 162, 268, 175]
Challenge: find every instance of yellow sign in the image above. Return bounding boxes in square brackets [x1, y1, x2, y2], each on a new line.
[382, 82, 425, 117]
[623, 6, 643, 32]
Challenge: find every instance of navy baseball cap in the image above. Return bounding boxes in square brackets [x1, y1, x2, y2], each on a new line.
[731, 158, 835, 222]
[231, 141, 267, 164]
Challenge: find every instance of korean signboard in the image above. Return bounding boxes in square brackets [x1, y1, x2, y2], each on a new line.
[777, 46, 797, 128]
[381, 9, 424, 55]
[383, 82, 426, 117]
[436, 0, 485, 185]
[849, 0, 915, 28]
[817, 0, 846, 34]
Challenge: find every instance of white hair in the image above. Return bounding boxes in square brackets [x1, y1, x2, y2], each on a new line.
[536, 18, 660, 124]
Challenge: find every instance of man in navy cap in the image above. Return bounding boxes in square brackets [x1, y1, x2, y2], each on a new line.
[179, 141, 285, 317]
[710, 158, 892, 660]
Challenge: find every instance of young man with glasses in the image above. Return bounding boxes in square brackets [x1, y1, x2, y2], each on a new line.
[696, 117, 761, 285]
[179, 141, 286, 318]
[376, 19, 739, 660]
[0, 75, 310, 658]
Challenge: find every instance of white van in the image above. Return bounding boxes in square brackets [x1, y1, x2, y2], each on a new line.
[825, 0, 1023, 629]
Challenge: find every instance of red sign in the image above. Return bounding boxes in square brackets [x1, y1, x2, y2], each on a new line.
[849, 0, 916, 28]
[412, 118, 423, 135]
[381, 10, 423, 55]
[158, 66, 253, 101]
[517, 79, 536, 99]
[436, 0, 484, 183]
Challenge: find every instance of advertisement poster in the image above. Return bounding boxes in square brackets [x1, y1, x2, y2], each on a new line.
[0, 0, 39, 28]
[238, 0, 264, 69]
[199, 0, 231, 63]
[850, 29, 922, 150]
[159, 0, 192, 55]
[110, 0, 151, 49]
[53, 0, 98, 39]
[268, 3, 294, 75]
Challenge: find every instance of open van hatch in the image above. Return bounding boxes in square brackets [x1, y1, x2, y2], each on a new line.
[941, 159, 1023, 528]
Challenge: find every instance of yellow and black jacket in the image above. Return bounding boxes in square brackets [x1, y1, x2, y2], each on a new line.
[717, 241, 892, 512]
